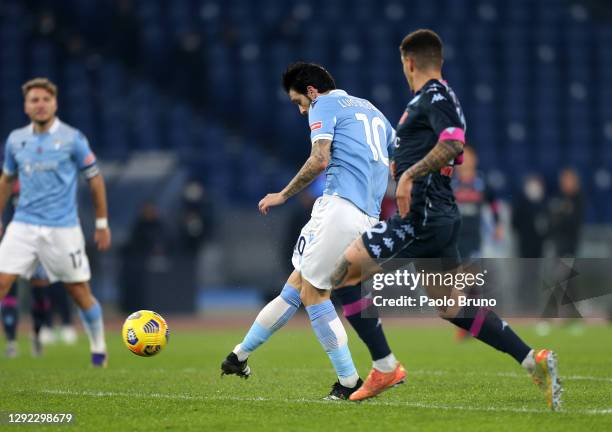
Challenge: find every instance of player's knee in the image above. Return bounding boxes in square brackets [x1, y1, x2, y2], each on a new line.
[65, 282, 94, 308]
[299, 282, 329, 306]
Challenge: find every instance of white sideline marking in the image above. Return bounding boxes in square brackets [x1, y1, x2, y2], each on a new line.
[38, 389, 612, 416]
[406, 369, 612, 384]
[169, 367, 612, 384]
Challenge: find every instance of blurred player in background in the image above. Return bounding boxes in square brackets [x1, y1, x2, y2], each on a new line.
[0, 78, 111, 367]
[39, 281, 78, 346]
[2, 266, 53, 358]
[512, 175, 548, 259]
[331, 29, 562, 409]
[222, 62, 405, 400]
[549, 168, 583, 258]
[452, 145, 503, 260]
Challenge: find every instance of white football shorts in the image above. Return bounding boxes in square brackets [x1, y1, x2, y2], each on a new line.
[0, 221, 91, 283]
[291, 194, 378, 290]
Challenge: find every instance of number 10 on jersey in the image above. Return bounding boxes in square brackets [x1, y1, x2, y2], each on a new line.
[355, 113, 389, 166]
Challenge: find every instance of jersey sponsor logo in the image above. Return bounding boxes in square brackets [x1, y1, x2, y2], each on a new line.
[83, 153, 96, 166]
[431, 93, 447, 103]
[310, 121, 323, 131]
[23, 160, 60, 175]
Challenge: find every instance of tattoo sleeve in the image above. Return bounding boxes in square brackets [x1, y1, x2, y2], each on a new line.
[404, 139, 463, 180]
[281, 139, 331, 200]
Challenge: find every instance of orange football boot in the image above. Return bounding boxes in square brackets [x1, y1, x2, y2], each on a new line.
[349, 362, 407, 401]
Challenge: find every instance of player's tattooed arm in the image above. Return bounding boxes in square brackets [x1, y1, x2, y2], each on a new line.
[258, 139, 331, 215]
[396, 139, 463, 218]
[403, 139, 463, 180]
[280, 139, 331, 200]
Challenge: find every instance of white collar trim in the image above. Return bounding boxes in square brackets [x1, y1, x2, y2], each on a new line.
[29, 117, 60, 134]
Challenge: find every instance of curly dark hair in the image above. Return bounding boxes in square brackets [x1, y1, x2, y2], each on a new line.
[282, 62, 336, 95]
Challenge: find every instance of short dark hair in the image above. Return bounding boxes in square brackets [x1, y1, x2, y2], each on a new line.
[282, 62, 336, 95]
[399, 29, 443, 70]
[22, 77, 58, 98]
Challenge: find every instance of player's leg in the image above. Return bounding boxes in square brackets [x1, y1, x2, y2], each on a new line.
[430, 221, 561, 410]
[64, 281, 107, 366]
[298, 196, 381, 399]
[330, 215, 409, 401]
[30, 275, 51, 356]
[0, 222, 38, 299]
[440, 286, 561, 409]
[0, 222, 40, 358]
[1, 280, 20, 358]
[41, 225, 107, 367]
[300, 277, 362, 400]
[222, 271, 302, 378]
[223, 200, 337, 378]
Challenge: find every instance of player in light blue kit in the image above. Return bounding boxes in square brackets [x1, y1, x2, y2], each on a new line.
[0, 78, 111, 367]
[222, 63, 405, 399]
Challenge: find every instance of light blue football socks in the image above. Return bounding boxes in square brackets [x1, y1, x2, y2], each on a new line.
[306, 299, 359, 388]
[78, 300, 106, 353]
[234, 284, 301, 360]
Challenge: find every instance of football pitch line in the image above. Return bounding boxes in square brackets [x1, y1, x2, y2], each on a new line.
[37, 389, 612, 416]
[145, 367, 612, 384]
[407, 369, 612, 384]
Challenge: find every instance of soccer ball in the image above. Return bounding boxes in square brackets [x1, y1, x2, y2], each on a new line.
[121, 310, 169, 357]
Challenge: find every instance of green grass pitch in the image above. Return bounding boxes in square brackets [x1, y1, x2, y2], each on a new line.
[1, 323, 611, 431]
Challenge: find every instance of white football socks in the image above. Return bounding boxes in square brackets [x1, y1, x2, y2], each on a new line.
[373, 353, 398, 373]
[521, 349, 536, 373]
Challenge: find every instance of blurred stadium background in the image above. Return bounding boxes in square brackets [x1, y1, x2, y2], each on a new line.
[1, 0, 612, 317]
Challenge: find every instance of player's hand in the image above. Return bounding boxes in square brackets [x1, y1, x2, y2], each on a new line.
[396, 173, 413, 218]
[258, 193, 286, 215]
[0, 222, 3, 239]
[95, 228, 112, 251]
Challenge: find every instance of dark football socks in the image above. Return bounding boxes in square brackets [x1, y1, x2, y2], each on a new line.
[334, 284, 393, 362]
[447, 305, 531, 364]
[31, 286, 51, 336]
[1, 292, 19, 341]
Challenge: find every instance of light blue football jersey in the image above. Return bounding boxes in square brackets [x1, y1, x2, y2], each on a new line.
[2, 119, 99, 227]
[309, 89, 395, 217]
